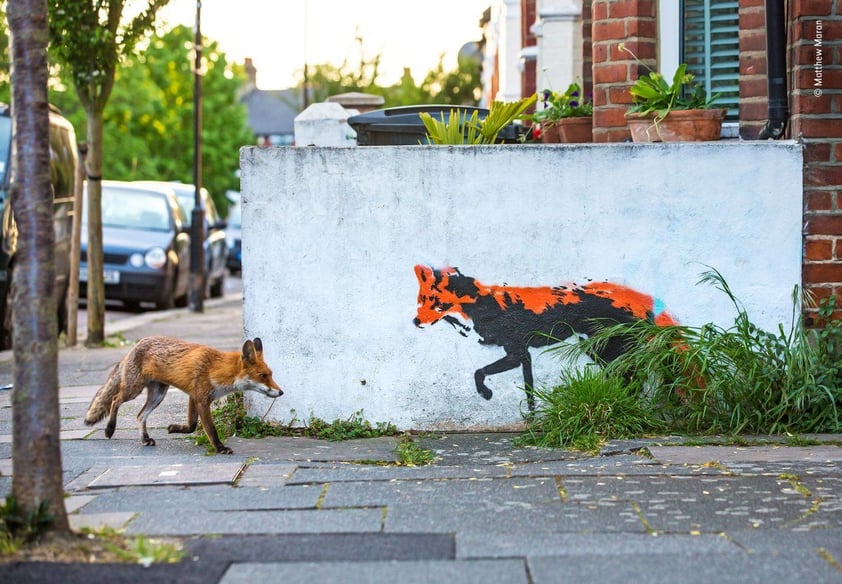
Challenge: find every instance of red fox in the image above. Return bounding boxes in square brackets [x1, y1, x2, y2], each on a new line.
[413, 265, 678, 411]
[84, 336, 282, 454]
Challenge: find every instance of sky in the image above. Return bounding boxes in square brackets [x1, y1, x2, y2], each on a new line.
[156, 0, 491, 90]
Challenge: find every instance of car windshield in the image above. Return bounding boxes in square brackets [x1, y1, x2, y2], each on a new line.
[0, 116, 11, 187]
[84, 187, 172, 231]
[173, 187, 205, 228]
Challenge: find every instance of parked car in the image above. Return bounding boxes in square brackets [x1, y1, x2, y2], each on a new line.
[80, 181, 190, 310]
[0, 104, 79, 349]
[138, 181, 228, 298]
[225, 194, 241, 274]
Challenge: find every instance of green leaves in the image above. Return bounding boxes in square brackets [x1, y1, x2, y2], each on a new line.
[622, 44, 718, 117]
[419, 94, 535, 145]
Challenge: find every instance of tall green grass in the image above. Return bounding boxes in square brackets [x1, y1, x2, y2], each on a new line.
[526, 268, 842, 442]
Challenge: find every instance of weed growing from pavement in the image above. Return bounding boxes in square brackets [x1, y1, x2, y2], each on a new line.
[195, 393, 399, 452]
[194, 395, 436, 464]
[396, 433, 436, 466]
[522, 267, 842, 448]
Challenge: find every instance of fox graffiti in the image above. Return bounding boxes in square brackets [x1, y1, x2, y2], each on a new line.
[413, 265, 678, 410]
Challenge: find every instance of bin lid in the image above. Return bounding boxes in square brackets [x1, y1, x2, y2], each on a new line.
[347, 105, 490, 133]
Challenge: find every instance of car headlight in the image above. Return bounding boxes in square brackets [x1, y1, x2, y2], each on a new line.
[144, 247, 167, 269]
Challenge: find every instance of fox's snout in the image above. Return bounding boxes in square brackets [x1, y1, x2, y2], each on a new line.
[413, 317, 424, 328]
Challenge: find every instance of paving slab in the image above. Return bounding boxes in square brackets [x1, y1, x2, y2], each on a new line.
[87, 462, 246, 488]
[226, 435, 399, 463]
[417, 433, 580, 465]
[288, 463, 512, 484]
[322, 476, 561, 508]
[729, 528, 842, 553]
[456, 532, 740, 559]
[648, 445, 842, 464]
[219, 559, 529, 584]
[125, 507, 384, 536]
[79, 483, 321, 513]
[184, 533, 455, 562]
[508, 456, 730, 478]
[65, 494, 97, 513]
[233, 462, 297, 487]
[527, 551, 842, 584]
[384, 500, 647, 534]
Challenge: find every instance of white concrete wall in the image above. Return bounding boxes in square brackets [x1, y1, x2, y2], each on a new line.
[240, 143, 803, 430]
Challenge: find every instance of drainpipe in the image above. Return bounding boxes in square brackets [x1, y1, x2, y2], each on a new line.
[758, 0, 788, 139]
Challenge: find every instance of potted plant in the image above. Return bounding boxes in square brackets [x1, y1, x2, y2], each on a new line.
[529, 82, 593, 143]
[621, 44, 725, 143]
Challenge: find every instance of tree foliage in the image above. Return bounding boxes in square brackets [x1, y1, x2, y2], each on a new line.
[301, 42, 482, 108]
[50, 25, 253, 213]
[47, 0, 170, 346]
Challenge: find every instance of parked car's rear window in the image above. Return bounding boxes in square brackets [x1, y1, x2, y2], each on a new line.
[83, 187, 172, 232]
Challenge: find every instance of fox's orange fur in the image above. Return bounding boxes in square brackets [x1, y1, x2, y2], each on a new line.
[85, 336, 282, 454]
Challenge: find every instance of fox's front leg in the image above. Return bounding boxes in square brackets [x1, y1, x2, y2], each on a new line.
[474, 351, 525, 401]
[168, 397, 199, 434]
[195, 398, 233, 454]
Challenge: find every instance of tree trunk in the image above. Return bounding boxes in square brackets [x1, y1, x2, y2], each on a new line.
[84, 110, 105, 346]
[7, 0, 70, 532]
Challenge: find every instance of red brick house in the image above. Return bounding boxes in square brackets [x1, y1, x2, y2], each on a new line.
[482, 0, 840, 319]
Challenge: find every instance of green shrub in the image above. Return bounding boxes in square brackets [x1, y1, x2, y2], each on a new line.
[519, 366, 663, 451]
[546, 267, 842, 437]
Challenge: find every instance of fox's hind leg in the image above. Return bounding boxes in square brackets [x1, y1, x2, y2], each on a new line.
[136, 382, 169, 446]
[105, 392, 124, 439]
[167, 397, 199, 434]
[521, 353, 535, 412]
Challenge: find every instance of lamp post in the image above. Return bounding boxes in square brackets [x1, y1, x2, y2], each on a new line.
[189, 0, 205, 312]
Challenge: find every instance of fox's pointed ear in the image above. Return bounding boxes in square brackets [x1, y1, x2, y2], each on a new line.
[253, 337, 263, 353]
[414, 265, 431, 283]
[242, 339, 256, 364]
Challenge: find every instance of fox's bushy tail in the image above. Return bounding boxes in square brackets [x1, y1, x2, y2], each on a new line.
[84, 362, 122, 426]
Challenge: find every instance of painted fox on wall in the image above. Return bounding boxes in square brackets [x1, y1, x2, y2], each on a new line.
[413, 265, 678, 411]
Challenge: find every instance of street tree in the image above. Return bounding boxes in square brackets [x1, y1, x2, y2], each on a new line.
[7, 0, 69, 533]
[50, 24, 252, 214]
[47, 0, 170, 346]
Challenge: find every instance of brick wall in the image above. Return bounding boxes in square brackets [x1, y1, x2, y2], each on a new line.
[590, 0, 657, 142]
[738, 0, 769, 139]
[792, 1, 842, 318]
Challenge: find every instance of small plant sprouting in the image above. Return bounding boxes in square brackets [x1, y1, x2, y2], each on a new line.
[0, 497, 55, 549]
[396, 433, 436, 466]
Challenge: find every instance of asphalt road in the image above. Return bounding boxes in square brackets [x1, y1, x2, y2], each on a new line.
[75, 273, 242, 331]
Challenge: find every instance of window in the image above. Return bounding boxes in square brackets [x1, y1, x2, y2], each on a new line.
[681, 0, 740, 120]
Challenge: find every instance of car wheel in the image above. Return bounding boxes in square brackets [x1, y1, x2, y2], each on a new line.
[57, 282, 69, 338]
[156, 281, 176, 311]
[174, 289, 189, 308]
[209, 271, 225, 299]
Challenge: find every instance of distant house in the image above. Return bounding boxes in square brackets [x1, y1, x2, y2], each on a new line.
[239, 58, 301, 147]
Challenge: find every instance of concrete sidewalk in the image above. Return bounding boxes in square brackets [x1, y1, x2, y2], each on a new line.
[1, 296, 842, 583]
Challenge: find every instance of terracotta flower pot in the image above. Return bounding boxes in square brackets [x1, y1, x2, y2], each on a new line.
[540, 122, 561, 143]
[556, 116, 593, 143]
[625, 109, 726, 143]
